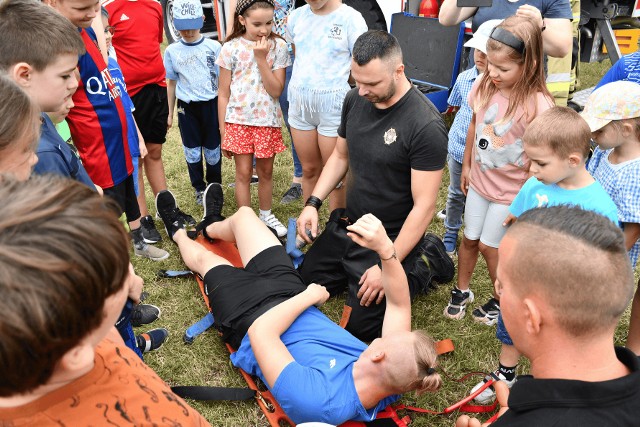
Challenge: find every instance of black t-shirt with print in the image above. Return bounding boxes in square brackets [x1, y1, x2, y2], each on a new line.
[338, 84, 447, 234]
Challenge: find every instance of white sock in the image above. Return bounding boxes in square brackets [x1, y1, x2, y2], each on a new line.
[259, 209, 271, 219]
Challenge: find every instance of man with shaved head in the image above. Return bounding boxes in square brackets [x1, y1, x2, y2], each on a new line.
[457, 205, 640, 426]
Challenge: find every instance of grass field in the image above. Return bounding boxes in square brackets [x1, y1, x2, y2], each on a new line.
[130, 59, 631, 426]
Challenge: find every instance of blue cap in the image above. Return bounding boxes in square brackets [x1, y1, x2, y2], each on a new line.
[173, 0, 203, 31]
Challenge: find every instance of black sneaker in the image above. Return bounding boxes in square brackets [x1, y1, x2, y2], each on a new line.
[196, 183, 225, 240]
[472, 298, 501, 326]
[177, 207, 196, 227]
[280, 184, 302, 204]
[131, 303, 161, 327]
[409, 233, 455, 293]
[140, 215, 162, 243]
[155, 190, 186, 239]
[136, 328, 169, 353]
[202, 183, 224, 220]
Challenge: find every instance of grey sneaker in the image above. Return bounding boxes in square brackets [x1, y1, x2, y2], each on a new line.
[195, 190, 204, 206]
[134, 242, 169, 261]
[280, 184, 302, 204]
[472, 298, 501, 326]
[141, 215, 162, 244]
[443, 288, 474, 319]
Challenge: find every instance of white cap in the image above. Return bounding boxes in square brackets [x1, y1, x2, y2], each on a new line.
[464, 19, 503, 54]
[173, 0, 203, 31]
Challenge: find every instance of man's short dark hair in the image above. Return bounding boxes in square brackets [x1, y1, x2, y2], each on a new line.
[508, 205, 634, 336]
[0, 0, 85, 72]
[0, 175, 130, 397]
[352, 30, 402, 66]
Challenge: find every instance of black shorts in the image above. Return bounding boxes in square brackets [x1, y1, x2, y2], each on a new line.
[204, 245, 305, 349]
[131, 84, 169, 144]
[102, 174, 141, 223]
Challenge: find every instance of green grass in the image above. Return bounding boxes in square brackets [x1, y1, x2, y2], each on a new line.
[131, 60, 632, 426]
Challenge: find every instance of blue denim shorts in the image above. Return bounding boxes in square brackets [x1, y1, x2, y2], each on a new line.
[496, 311, 513, 345]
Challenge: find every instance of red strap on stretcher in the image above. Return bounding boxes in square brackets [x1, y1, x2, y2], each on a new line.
[191, 236, 499, 426]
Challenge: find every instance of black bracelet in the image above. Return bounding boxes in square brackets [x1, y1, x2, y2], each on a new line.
[305, 196, 323, 210]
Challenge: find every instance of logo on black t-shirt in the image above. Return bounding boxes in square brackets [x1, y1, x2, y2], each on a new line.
[384, 128, 397, 145]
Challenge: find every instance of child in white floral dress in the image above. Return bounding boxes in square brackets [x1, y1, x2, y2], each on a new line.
[216, 0, 291, 236]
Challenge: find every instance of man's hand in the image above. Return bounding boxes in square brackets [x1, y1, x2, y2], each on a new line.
[516, 4, 544, 29]
[455, 381, 510, 427]
[357, 265, 384, 306]
[306, 283, 330, 307]
[297, 205, 319, 243]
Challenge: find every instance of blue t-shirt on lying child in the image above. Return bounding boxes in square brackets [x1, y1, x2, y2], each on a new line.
[231, 306, 399, 425]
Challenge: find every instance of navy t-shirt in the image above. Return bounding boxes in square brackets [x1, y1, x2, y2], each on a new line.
[471, 0, 572, 32]
[34, 114, 96, 189]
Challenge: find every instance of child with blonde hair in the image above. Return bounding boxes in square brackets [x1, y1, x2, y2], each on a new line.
[217, 0, 290, 236]
[444, 16, 554, 322]
[582, 81, 640, 355]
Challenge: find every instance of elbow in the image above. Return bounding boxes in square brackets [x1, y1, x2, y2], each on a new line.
[438, 15, 456, 26]
[545, 36, 572, 58]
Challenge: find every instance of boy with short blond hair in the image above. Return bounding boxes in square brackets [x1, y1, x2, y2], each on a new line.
[470, 106, 619, 404]
[0, 176, 208, 426]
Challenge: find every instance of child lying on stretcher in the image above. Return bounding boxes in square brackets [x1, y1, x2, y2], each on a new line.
[156, 183, 442, 425]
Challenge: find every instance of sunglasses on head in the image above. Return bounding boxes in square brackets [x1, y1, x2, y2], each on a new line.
[104, 26, 115, 35]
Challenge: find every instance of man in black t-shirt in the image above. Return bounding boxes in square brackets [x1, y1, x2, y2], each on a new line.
[297, 30, 449, 342]
[457, 206, 640, 427]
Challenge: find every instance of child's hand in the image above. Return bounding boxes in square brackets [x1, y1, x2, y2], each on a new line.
[503, 213, 517, 227]
[139, 141, 147, 159]
[346, 214, 393, 256]
[460, 164, 470, 196]
[222, 149, 233, 159]
[253, 36, 269, 60]
[306, 283, 330, 307]
[167, 114, 173, 130]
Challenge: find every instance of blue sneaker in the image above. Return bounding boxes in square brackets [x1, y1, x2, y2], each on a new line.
[443, 229, 458, 257]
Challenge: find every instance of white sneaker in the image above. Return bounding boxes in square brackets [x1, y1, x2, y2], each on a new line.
[436, 208, 446, 221]
[260, 213, 287, 237]
[470, 372, 517, 404]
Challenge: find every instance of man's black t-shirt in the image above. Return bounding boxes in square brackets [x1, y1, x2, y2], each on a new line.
[338, 85, 447, 234]
[492, 347, 640, 426]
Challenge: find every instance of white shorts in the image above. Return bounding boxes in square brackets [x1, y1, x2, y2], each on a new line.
[463, 187, 510, 248]
[288, 108, 341, 138]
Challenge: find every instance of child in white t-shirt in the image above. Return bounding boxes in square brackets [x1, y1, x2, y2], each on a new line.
[286, 0, 367, 211]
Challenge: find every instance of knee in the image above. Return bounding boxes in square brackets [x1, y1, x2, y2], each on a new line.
[146, 144, 163, 161]
[302, 163, 322, 180]
[256, 166, 273, 181]
[478, 241, 494, 254]
[235, 168, 252, 184]
[235, 205, 255, 219]
[462, 236, 479, 249]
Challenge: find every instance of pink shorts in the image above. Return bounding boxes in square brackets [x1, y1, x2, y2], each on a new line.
[222, 123, 286, 158]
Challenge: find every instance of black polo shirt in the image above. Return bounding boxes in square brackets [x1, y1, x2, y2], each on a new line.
[492, 347, 640, 426]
